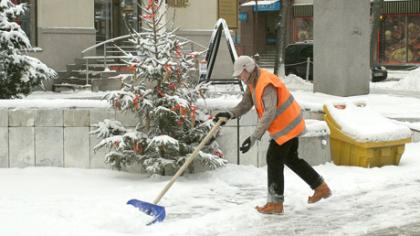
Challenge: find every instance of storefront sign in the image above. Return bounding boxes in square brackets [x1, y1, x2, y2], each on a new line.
[239, 12, 248, 22]
[253, 0, 281, 12]
[218, 0, 238, 29]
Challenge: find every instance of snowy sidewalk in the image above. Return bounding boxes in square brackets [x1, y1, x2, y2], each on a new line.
[1, 141, 420, 236]
[363, 222, 420, 236]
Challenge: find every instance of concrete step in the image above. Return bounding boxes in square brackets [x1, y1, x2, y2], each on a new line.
[74, 58, 118, 65]
[68, 63, 129, 72]
[105, 45, 136, 50]
[105, 50, 137, 54]
[68, 70, 119, 79]
[59, 77, 89, 85]
[68, 70, 101, 78]
[52, 83, 92, 92]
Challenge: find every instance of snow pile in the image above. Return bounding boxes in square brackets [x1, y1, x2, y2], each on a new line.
[205, 84, 243, 97]
[325, 101, 412, 142]
[410, 122, 420, 131]
[282, 74, 313, 91]
[370, 67, 420, 91]
[396, 67, 420, 90]
[196, 94, 242, 110]
[301, 119, 330, 137]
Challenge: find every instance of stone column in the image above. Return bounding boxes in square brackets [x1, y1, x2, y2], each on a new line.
[313, 0, 370, 96]
[0, 109, 8, 167]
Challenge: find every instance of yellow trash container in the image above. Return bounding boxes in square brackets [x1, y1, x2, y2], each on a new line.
[323, 103, 411, 168]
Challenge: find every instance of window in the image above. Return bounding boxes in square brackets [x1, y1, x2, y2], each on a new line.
[293, 17, 313, 42]
[378, 0, 420, 64]
[379, 14, 420, 64]
[13, 0, 37, 46]
[407, 15, 420, 63]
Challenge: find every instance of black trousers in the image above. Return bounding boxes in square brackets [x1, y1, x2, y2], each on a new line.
[266, 137, 324, 202]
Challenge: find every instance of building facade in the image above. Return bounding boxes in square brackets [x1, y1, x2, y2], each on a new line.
[16, 0, 232, 72]
[238, 0, 420, 66]
[290, 0, 420, 65]
[16, 0, 95, 71]
[14, 0, 420, 74]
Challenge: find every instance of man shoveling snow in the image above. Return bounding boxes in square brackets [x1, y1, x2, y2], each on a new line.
[214, 55, 332, 214]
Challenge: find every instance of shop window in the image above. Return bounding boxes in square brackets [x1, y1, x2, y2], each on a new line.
[380, 14, 420, 64]
[12, 0, 37, 46]
[293, 17, 313, 42]
[407, 15, 420, 63]
[381, 15, 408, 64]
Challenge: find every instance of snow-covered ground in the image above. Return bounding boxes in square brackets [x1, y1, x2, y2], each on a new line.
[1, 141, 420, 236]
[371, 67, 420, 92]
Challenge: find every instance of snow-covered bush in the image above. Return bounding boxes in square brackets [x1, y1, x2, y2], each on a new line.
[0, 0, 56, 99]
[92, 0, 226, 175]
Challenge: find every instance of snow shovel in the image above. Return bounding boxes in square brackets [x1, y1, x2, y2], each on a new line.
[127, 117, 227, 225]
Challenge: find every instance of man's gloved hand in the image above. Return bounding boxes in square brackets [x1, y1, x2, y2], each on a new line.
[240, 136, 257, 154]
[213, 112, 232, 125]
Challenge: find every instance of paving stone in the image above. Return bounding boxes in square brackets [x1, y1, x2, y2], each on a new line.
[216, 126, 239, 165]
[0, 109, 7, 127]
[35, 127, 63, 167]
[90, 108, 116, 126]
[9, 127, 35, 167]
[115, 111, 138, 127]
[64, 109, 90, 127]
[35, 109, 63, 127]
[8, 109, 36, 127]
[64, 127, 90, 168]
[0, 127, 8, 167]
[299, 135, 331, 166]
[89, 128, 108, 169]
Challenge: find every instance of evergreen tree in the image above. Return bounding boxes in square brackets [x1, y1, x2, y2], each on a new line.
[92, 0, 226, 175]
[0, 0, 56, 99]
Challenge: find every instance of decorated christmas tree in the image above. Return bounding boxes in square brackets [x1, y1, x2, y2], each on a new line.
[0, 0, 56, 99]
[92, 0, 226, 175]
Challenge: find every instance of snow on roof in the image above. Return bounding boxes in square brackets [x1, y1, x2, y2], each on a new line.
[325, 101, 412, 142]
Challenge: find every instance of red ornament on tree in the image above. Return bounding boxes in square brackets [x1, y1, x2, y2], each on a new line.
[113, 99, 121, 110]
[213, 149, 224, 158]
[133, 95, 141, 110]
[168, 82, 177, 90]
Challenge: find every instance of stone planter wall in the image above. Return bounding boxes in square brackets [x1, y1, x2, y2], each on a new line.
[0, 107, 331, 172]
[0, 107, 136, 169]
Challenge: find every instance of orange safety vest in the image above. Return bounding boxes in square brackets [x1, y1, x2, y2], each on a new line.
[249, 69, 305, 145]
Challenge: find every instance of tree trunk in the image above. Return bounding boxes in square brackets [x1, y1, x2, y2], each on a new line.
[274, 0, 290, 76]
[370, 0, 384, 68]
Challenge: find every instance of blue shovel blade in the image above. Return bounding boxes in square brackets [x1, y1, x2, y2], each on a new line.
[127, 199, 166, 225]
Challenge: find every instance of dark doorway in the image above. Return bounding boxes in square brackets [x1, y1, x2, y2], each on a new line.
[94, 0, 140, 43]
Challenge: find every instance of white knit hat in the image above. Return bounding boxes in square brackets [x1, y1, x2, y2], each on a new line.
[232, 55, 256, 77]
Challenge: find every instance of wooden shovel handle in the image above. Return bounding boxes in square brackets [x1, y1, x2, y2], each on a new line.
[152, 117, 227, 204]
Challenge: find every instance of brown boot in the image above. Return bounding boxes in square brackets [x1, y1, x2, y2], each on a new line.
[255, 202, 284, 215]
[308, 182, 332, 204]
